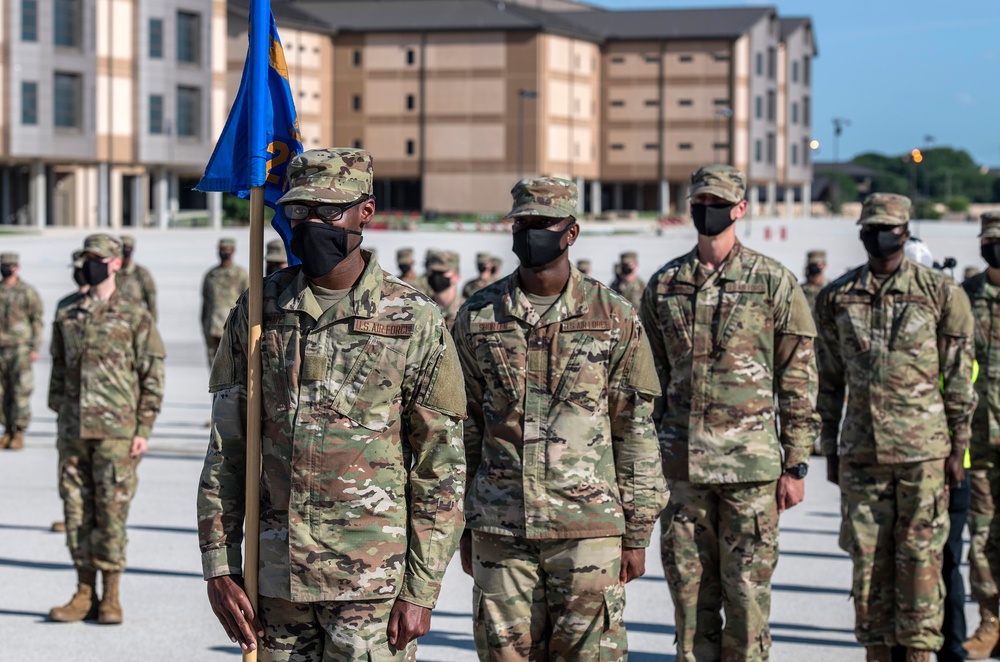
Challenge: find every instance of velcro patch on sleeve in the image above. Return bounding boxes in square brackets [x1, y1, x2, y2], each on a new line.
[301, 355, 328, 382]
[562, 320, 613, 332]
[352, 320, 415, 337]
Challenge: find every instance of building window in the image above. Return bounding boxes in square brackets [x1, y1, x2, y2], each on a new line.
[609, 143, 624, 151]
[644, 143, 659, 150]
[610, 56, 624, 64]
[406, 94, 415, 111]
[21, 81, 38, 125]
[149, 94, 163, 134]
[767, 47, 776, 79]
[678, 143, 693, 150]
[352, 50, 361, 67]
[755, 52, 763, 76]
[176, 11, 200, 64]
[678, 55, 692, 63]
[53, 72, 81, 128]
[713, 142, 729, 151]
[803, 138, 811, 165]
[803, 56, 811, 85]
[149, 18, 163, 58]
[755, 96, 762, 119]
[713, 98, 730, 106]
[766, 133, 775, 164]
[176, 85, 201, 137]
[678, 99, 693, 107]
[754, 139, 762, 162]
[406, 49, 415, 65]
[405, 139, 415, 156]
[644, 99, 659, 107]
[353, 139, 362, 149]
[21, 0, 37, 41]
[803, 96, 811, 126]
[54, 0, 82, 48]
[712, 53, 730, 62]
[767, 91, 775, 121]
[792, 61, 799, 83]
[791, 102, 799, 124]
[610, 100, 624, 107]
[352, 95, 361, 111]
[791, 143, 799, 165]
[645, 55, 659, 63]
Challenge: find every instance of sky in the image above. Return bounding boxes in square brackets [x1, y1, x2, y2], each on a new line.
[591, 0, 1000, 167]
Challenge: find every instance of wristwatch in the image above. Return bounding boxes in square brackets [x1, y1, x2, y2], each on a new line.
[784, 463, 808, 479]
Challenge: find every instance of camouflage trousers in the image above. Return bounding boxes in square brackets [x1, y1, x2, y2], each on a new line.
[0, 344, 33, 431]
[660, 480, 778, 662]
[838, 459, 948, 650]
[206, 335, 222, 367]
[258, 596, 415, 662]
[57, 436, 139, 572]
[968, 448, 1000, 600]
[471, 531, 626, 661]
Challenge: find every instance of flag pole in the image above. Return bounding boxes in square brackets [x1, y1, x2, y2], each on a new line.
[243, 186, 265, 662]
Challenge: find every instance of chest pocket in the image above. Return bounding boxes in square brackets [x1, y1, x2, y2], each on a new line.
[656, 288, 694, 361]
[889, 296, 937, 356]
[552, 323, 612, 413]
[834, 296, 872, 357]
[331, 336, 405, 432]
[472, 332, 521, 416]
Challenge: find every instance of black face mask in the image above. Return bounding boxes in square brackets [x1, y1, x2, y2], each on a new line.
[399, 264, 412, 276]
[691, 203, 737, 237]
[427, 272, 452, 293]
[477, 263, 489, 275]
[0, 265, 14, 279]
[290, 223, 363, 279]
[982, 244, 1000, 269]
[219, 250, 233, 262]
[806, 264, 823, 277]
[860, 228, 905, 260]
[82, 259, 110, 286]
[621, 264, 635, 276]
[122, 247, 133, 260]
[73, 267, 86, 286]
[512, 222, 574, 269]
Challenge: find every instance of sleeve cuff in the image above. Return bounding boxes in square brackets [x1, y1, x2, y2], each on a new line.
[398, 574, 440, 609]
[782, 446, 811, 469]
[623, 532, 652, 548]
[201, 546, 243, 580]
[135, 424, 152, 439]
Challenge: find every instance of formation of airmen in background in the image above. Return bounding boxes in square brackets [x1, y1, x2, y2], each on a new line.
[3, 148, 1000, 662]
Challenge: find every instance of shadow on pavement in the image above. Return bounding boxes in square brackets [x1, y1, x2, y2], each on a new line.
[628, 654, 675, 661]
[771, 621, 854, 635]
[771, 633, 859, 648]
[0, 556, 202, 578]
[780, 526, 840, 536]
[780, 550, 850, 561]
[0, 608, 48, 619]
[0, 522, 198, 536]
[207, 645, 242, 655]
[419, 630, 476, 650]
[772, 583, 849, 596]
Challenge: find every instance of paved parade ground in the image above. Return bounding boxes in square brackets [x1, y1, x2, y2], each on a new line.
[0, 219, 989, 660]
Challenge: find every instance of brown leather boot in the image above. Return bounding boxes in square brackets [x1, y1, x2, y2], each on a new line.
[904, 650, 930, 662]
[49, 569, 98, 622]
[50, 521, 66, 533]
[965, 597, 1000, 660]
[7, 429, 24, 450]
[865, 645, 892, 662]
[0, 430, 10, 449]
[98, 571, 123, 624]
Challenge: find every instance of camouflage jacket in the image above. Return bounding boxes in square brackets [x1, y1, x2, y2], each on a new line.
[640, 241, 820, 484]
[197, 252, 467, 607]
[454, 266, 666, 547]
[611, 276, 647, 309]
[0, 279, 43, 350]
[800, 279, 826, 310]
[462, 277, 491, 300]
[815, 258, 976, 463]
[964, 273, 1000, 451]
[201, 263, 250, 339]
[438, 294, 464, 332]
[401, 272, 431, 297]
[117, 262, 158, 321]
[48, 290, 165, 440]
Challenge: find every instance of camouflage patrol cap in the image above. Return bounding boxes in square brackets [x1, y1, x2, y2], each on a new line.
[807, 250, 827, 264]
[120, 234, 135, 248]
[858, 193, 911, 226]
[265, 239, 286, 262]
[219, 238, 237, 249]
[277, 148, 374, 205]
[0, 253, 18, 266]
[504, 177, 578, 220]
[475, 252, 491, 263]
[490, 255, 503, 268]
[576, 258, 591, 271]
[979, 211, 1000, 240]
[689, 165, 746, 204]
[620, 251, 638, 264]
[427, 250, 459, 272]
[397, 248, 415, 265]
[82, 234, 122, 259]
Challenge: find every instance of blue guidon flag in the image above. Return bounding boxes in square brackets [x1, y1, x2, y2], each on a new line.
[197, 0, 302, 265]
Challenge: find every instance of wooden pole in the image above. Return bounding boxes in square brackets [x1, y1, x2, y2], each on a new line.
[243, 185, 265, 662]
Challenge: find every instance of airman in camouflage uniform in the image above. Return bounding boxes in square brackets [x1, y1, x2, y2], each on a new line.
[197, 149, 466, 661]
[963, 212, 1000, 659]
[0, 252, 43, 450]
[396, 247, 429, 295]
[576, 258, 592, 277]
[455, 177, 666, 662]
[48, 234, 165, 625]
[800, 249, 827, 310]
[427, 251, 463, 331]
[611, 251, 646, 308]
[116, 235, 158, 320]
[640, 165, 820, 662]
[201, 238, 250, 366]
[462, 252, 501, 299]
[265, 238, 288, 276]
[815, 193, 977, 662]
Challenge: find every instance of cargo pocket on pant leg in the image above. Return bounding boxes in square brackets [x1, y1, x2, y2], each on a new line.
[599, 582, 628, 661]
[368, 640, 412, 661]
[472, 583, 488, 657]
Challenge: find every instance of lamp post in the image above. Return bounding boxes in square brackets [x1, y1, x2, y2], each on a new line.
[832, 117, 851, 163]
[518, 88, 538, 179]
[714, 107, 733, 163]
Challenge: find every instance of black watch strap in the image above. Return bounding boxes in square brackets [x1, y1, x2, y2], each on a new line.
[784, 463, 808, 479]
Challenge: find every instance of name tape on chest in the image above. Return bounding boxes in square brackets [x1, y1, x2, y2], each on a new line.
[470, 321, 517, 334]
[723, 283, 767, 293]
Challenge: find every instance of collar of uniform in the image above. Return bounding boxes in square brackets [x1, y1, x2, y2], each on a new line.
[504, 263, 588, 326]
[277, 250, 382, 322]
[674, 240, 744, 286]
[81, 288, 121, 311]
[854, 256, 912, 295]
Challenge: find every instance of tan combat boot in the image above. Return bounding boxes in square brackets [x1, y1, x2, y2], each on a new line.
[98, 571, 123, 624]
[50, 521, 66, 533]
[865, 645, 892, 662]
[49, 569, 98, 622]
[0, 430, 10, 449]
[904, 650, 930, 662]
[7, 429, 24, 450]
[965, 597, 1000, 660]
